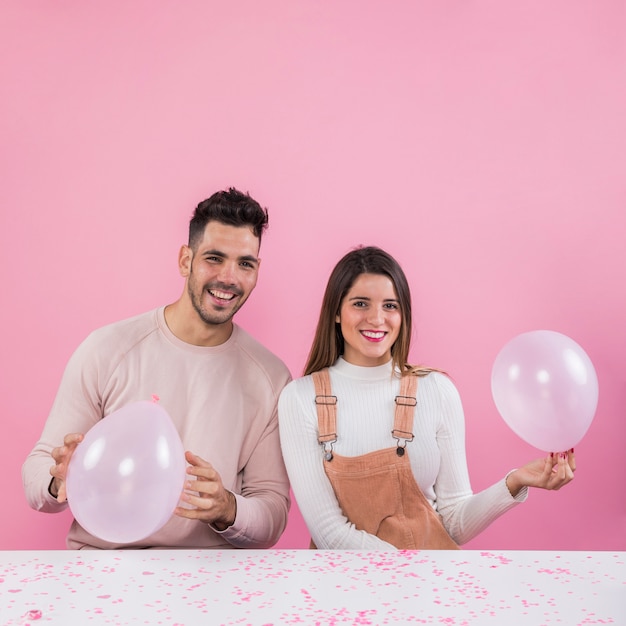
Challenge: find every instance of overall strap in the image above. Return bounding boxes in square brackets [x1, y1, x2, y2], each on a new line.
[312, 370, 337, 459]
[313, 368, 418, 459]
[392, 374, 418, 455]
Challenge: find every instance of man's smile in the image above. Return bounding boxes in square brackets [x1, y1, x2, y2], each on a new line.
[208, 288, 237, 301]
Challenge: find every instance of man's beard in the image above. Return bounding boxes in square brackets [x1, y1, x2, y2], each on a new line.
[187, 279, 245, 326]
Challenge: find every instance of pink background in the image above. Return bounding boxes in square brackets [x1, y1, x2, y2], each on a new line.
[2, 2, 624, 551]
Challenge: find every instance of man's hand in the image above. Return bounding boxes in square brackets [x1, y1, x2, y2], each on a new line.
[49, 433, 84, 502]
[175, 451, 237, 531]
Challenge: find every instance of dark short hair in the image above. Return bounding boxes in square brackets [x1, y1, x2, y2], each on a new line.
[189, 188, 269, 249]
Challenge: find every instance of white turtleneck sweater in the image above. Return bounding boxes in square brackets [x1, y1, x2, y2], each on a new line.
[278, 358, 527, 550]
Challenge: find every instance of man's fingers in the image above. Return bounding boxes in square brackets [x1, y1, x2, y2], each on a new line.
[48, 433, 84, 502]
[184, 452, 220, 481]
[56, 484, 68, 503]
[63, 433, 84, 446]
[52, 434, 84, 462]
[184, 477, 220, 498]
[185, 450, 211, 467]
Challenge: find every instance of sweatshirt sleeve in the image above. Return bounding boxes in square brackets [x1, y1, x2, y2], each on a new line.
[278, 379, 395, 550]
[22, 334, 105, 513]
[431, 374, 528, 545]
[215, 386, 291, 549]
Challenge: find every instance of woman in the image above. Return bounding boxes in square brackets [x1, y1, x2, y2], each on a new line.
[278, 246, 575, 550]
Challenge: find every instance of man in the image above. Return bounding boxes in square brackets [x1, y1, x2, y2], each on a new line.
[22, 188, 291, 549]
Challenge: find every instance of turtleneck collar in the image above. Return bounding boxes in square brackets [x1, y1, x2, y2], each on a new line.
[329, 357, 399, 381]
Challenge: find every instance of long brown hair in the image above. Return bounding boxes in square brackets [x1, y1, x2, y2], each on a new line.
[304, 246, 438, 377]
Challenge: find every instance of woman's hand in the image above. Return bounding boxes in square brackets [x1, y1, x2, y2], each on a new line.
[505, 449, 576, 497]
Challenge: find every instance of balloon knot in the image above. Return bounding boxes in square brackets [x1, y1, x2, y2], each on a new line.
[151, 394, 160, 404]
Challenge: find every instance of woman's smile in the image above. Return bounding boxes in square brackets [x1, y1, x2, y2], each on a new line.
[337, 273, 401, 367]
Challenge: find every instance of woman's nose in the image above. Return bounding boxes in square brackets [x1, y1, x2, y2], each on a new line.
[366, 308, 384, 325]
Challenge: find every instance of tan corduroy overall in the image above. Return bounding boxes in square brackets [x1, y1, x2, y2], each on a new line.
[311, 368, 459, 550]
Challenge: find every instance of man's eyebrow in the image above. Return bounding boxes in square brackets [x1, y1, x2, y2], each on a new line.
[202, 249, 259, 263]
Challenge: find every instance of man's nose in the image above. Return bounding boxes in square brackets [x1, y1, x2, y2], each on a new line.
[217, 261, 237, 284]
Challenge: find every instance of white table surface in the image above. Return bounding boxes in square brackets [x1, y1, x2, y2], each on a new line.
[0, 549, 623, 625]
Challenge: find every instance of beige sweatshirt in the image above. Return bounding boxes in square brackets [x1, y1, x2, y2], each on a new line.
[23, 307, 291, 549]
